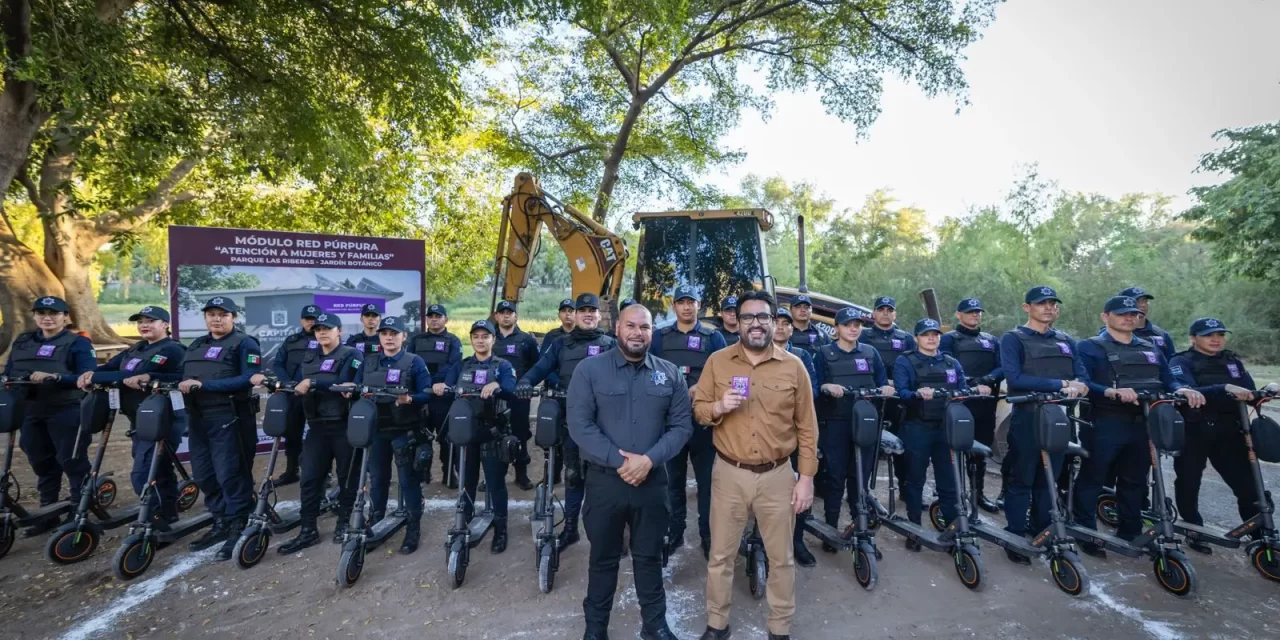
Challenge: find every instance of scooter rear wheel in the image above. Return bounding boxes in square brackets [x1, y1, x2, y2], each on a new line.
[853, 543, 878, 591]
[1050, 550, 1089, 596]
[1096, 494, 1120, 529]
[929, 501, 947, 532]
[177, 481, 200, 512]
[46, 523, 100, 565]
[1154, 550, 1196, 596]
[955, 544, 983, 591]
[448, 542, 466, 589]
[0, 522, 15, 559]
[748, 548, 768, 599]
[113, 535, 155, 581]
[235, 528, 271, 570]
[95, 477, 117, 508]
[337, 543, 365, 588]
[1250, 543, 1280, 583]
[537, 545, 556, 593]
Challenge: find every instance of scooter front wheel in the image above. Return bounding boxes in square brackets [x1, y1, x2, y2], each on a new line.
[95, 477, 118, 508]
[177, 481, 200, 512]
[1050, 550, 1089, 596]
[337, 542, 365, 588]
[1250, 543, 1280, 583]
[853, 543, 878, 591]
[1154, 550, 1196, 596]
[537, 545, 556, 593]
[46, 522, 100, 565]
[234, 527, 271, 570]
[0, 522, 15, 559]
[955, 544, 983, 591]
[748, 548, 768, 599]
[448, 541, 467, 589]
[113, 535, 155, 581]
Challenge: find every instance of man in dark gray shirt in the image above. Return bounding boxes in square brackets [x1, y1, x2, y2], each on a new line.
[568, 304, 692, 640]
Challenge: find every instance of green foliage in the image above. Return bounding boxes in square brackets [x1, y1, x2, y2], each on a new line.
[175, 265, 260, 310]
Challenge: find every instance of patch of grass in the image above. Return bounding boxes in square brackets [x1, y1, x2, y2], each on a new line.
[1250, 365, 1280, 385]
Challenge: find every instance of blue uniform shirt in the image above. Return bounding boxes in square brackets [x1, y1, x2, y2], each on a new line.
[1076, 332, 1184, 400]
[189, 333, 262, 394]
[894, 351, 968, 402]
[999, 326, 1089, 393]
[353, 349, 432, 405]
[3, 329, 97, 387]
[782, 343, 820, 399]
[648, 320, 729, 360]
[812, 341, 889, 390]
[92, 339, 186, 384]
[1168, 351, 1257, 399]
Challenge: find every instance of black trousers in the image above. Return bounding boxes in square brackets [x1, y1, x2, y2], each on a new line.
[582, 464, 669, 634]
[508, 397, 533, 468]
[299, 419, 358, 527]
[1174, 417, 1260, 526]
[283, 396, 306, 469]
[425, 399, 456, 479]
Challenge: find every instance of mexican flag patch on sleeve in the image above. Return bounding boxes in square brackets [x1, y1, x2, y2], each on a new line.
[150, 355, 168, 365]
[247, 354, 261, 365]
[351, 359, 362, 369]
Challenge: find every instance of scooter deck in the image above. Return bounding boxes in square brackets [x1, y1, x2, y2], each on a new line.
[12, 500, 73, 525]
[467, 514, 493, 548]
[155, 511, 216, 543]
[972, 523, 1040, 557]
[802, 516, 854, 550]
[882, 516, 956, 553]
[267, 513, 303, 535]
[1175, 521, 1242, 549]
[89, 502, 143, 529]
[1064, 523, 1145, 558]
[366, 514, 407, 549]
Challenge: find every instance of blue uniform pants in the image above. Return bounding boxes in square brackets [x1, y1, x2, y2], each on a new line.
[462, 443, 509, 522]
[129, 410, 187, 518]
[20, 405, 91, 505]
[565, 437, 585, 520]
[187, 409, 255, 520]
[666, 422, 715, 540]
[369, 431, 423, 518]
[1073, 413, 1150, 539]
[820, 419, 877, 524]
[1003, 408, 1064, 536]
[900, 420, 959, 523]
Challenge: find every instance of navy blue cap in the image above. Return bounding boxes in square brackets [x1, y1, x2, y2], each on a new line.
[913, 318, 943, 335]
[874, 296, 896, 310]
[619, 298, 637, 310]
[957, 298, 983, 313]
[360, 303, 381, 316]
[575, 293, 600, 310]
[202, 296, 240, 314]
[426, 304, 447, 317]
[300, 304, 321, 319]
[1025, 286, 1060, 304]
[128, 306, 171, 323]
[558, 298, 576, 311]
[1119, 286, 1153, 300]
[792, 294, 813, 307]
[313, 313, 342, 329]
[776, 307, 793, 321]
[470, 319, 496, 335]
[721, 296, 738, 310]
[835, 307, 863, 325]
[495, 300, 517, 313]
[378, 316, 406, 333]
[1190, 317, 1230, 336]
[674, 284, 700, 302]
[33, 296, 70, 313]
[1103, 296, 1143, 315]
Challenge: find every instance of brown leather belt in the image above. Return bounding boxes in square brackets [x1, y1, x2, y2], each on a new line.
[717, 451, 789, 473]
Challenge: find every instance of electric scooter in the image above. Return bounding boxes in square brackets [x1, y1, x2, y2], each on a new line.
[441, 387, 505, 588]
[336, 385, 413, 588]
[530, 388, 566, 593]
[113, 382, 215, 580]
[1063, 391, 1197, 596]
[1169, 389, 1280, 582]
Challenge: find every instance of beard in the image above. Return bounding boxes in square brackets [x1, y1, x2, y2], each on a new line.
[621, 338, 648, 358]
[743, 328, 771, 351]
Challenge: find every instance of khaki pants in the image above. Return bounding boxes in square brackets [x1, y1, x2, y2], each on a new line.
[705, 458, 797, 635]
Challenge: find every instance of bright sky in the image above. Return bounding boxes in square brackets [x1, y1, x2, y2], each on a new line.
[711, 0, 1280, 221]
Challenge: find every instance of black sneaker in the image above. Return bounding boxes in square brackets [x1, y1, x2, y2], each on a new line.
[271, 471, 300, 488]
[556, 522, 580, 551]
[215, 518, 247, 561]
[905, 537, 922, 552]
[1080, 542, 1107, 559]
[278, 527, 321, 555]
[514, 468, 535, 491]
[399, 520, 421, 555]
[664, 532, 685, 558]
[699, 626, 730, 640]
[332, 521, 348, 544]
[1005, 548, 1031, 565]
[491, 521, 508, 554]
[189, 519, 229, 552]
[794, 540, 816, 567]
[1186, 539, 1213, 555]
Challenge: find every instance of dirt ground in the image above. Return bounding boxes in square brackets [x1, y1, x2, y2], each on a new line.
[2, 410, 1279, 640]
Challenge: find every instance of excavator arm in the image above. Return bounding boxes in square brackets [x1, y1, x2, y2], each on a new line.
[490, 173, 628, 321]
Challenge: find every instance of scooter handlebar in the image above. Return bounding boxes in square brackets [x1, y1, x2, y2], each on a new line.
[823, 386, 883, 398]
[1006, 391, 1087, 405]
[1136, 391, 1188, 405]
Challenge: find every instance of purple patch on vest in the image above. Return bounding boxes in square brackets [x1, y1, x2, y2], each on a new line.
[1056, 342, 1072, 355]
[855, 359, 869, 373]
[36, 344, 56, 357]
[475, 369, 488, 385]
[946, 369, 957, 384]
[1143, 351, 1158, 364]
[505, 344, 517, 355]
[204, 346, 223, 359]
[1153, 336, 1165, 346]
[124, 358, 143, 372]
[434, 341, 446, 352]
[320, 359, 336, 372]
[1227, 363, 1241, 379]
[808, 332, 817, 343]
[588, 345, 600, 356]
[891, 339, 903, 350]
[979, 339, 992, 349]
[308, 340, 319, 350]
[386, 369, 402, 384]
[687, 335, 701, 350]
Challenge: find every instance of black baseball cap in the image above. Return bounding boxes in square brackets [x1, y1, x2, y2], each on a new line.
[721, 296, 738, 311]
[1119, 286, 1154, 301]
[202, 296, 240, 314]
[128, 305, 171, 323]
[619, 298, 637, 310]
[470, 319, 496, 335]
[426, 304, 447, 317]
[792, 294, 813, 307]
[360, 303, 381, 316]
[674, 284, 700, 302]
[378, 317, 406, 333]
[874, 296, 896, 310]
[1103, 296, 1143, 315]
[1024, 286, 1061, 304]
[574, 293, 600, 310]
[558, 298, 576, 311]
[300, 304, 321, 319]
[33, 296, 70, 313]
[495, 301, 517, 313]
[1189, 317, 1230, 336]
[914, 318, 943, 335]
[834, 307, 863, 326]
[776, 307, 793, 322]
[313, 313, 342, 329]
[957, 298, 983, 313]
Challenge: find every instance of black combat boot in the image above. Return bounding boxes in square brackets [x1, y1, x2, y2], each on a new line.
[557, 515, 580, 551]
[189, 517, 230, 552]
[278, 526, 321, 555]
[215, 517, 248, 561]
[399, 514, 421, 554]
[491, 518, 508, 553]
[514, 463, 535, 491]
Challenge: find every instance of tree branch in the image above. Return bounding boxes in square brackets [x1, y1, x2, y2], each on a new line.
[578, 21, 638, 95]
[16, 163, 47, 217]
[855, 7, 919, 56]
[95, 144, 207, 235]
[167, 0, 270, 83]
[94, 0, 138, 22]
[638, 151, 699, 196]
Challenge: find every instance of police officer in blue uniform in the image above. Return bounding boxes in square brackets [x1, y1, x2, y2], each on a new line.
[1072, 296, 1204, 557]
[1107, 287, 1176, 360]
[1170, 317, 1280, 554]
[442, 320, 518, 553]
[998, 286, 1089, 565]
[648, 284, 727, 560]
[494, 300, 540, 491]
[277, 313, 362, 554]
[863, 296, 915, 489]
[411, 303, 463, 486]
[814, 307, 894, 551]
[269, 304, 322, 487]
[4, 296, 96, 535]
[716, 296, 740, 346]
[78, 306, 186, 527]
[895, 318, 983, 550]
[787, 294, 830, 356]
[345, 303, 383, 356]
[542, 298, 578, 356]
[517, 292, 617, 551]
[771, 305, 822, 567]
[354, 316, 432, 554]
[940, 297, 1004, 512]
[179, 297, 263, 560]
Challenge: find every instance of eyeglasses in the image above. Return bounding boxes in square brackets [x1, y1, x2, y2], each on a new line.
[739, 313, 775, 325]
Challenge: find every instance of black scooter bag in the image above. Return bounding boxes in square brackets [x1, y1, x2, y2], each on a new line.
[1251, 414, 1280, 463]
[0, 388, 26, 434]
[134, 394, 173, 443]
[535, 397, 564, 448]
[80, 390, 113, 434]
[447, 398, 482, 446]
[851, 400, 880, 449]
[262, 392, 292, 438]
[346, 398, 378, 448]
[1035, 403, 1072, 454]
[944, 403, 975, 452]
[1147, 401, 1185, 453]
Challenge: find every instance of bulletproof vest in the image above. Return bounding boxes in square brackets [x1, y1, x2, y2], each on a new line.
[282, 330, 318, 379]
[456, 356, 508, 423]
[347, 332, 382, 357]
[906, 352, 964, 423]
[946, 329, 999, 379]
[818, 342, 878, 420]
[1181, 350, 1245, 421]
[557, 333, 613, 391]
[788, 323, 825, 355]
[116, 339, 179, 417]
[658, 324, 715, 384]
[495, 329, 536, 377]
[717, 326, 740, 346]
[182, 331, 251, 411]
[1090, 336, 1164, 413]
[1135, 322, 1170, 351]
[411, 330, 454, 376]
[299, 345, 357, 422]
[361, 352, 420, 429]
[1010, 329, 1076, 381]
[7, 331, 85, 407]
[863, 327, 912, 378]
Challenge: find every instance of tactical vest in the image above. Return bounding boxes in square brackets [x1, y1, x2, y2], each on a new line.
[1136, 322, 1170, 351]
[863, 327, 912, 378]
[411, 331, 454, 376]
[347, 332, 382, 357]
[299, 345, 357, 422]
[182, 331, 251, 412]
[658, 324, 715, 384]
[116, 338, 179, 417]
[1179, 350, 1246, 422]
[717, 326, 740, 346]
[1009, 329, 1077, 382]
[456, 356, 508, 425]
[7, 330, 85, 406]
[946, 329, 999, 379]
[282, 330, 318, 380]
[906, 352, 964, 423]
[495, 329, 536, 378]
[361, 352, 420, 429]
[788, 323, 825, 355]
[818, 342, 878, 420]
[1090, 336, 1164, 413]
[557, 333, 614, 391]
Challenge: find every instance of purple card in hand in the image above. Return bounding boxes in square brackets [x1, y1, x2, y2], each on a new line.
[731, 376, 749, 398]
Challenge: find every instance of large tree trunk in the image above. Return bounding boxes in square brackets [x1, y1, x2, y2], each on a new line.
[591, 98, 649, 223]
[0, 234, 63, 359]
